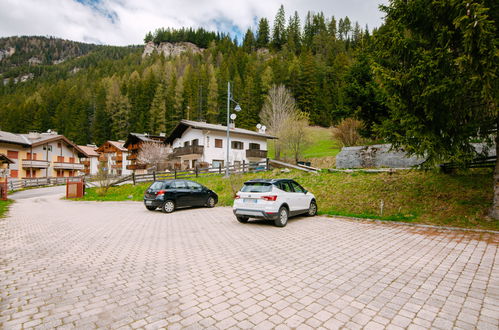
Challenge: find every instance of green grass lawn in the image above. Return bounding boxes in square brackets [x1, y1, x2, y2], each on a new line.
[80, 168, 497, 231]
[0, 199, 13, 218]
[267, 126, 341, 160]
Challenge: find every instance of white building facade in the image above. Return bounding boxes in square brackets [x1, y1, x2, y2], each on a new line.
[166, 120, 276, 170]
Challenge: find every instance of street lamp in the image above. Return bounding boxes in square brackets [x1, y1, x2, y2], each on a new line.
[226, 81, 241, 176]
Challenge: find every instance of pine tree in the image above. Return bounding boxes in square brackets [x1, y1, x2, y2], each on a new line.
[242, 28, 256, 53]
[149, 83, 167, 134]
[206, 65, 219, 123]
[272, 5, 287, 50]
[256, 18, 270, 48]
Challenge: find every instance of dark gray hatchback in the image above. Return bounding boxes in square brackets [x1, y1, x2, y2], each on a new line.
[144, 179, 218, 213]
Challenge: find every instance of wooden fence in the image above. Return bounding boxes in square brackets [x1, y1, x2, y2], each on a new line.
[5, 176, 84, 191]
[440, 156, 496, 173]
[112, 159, 270, 186]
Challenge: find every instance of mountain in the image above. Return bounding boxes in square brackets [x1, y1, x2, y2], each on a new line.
[0, 11, 370, 146]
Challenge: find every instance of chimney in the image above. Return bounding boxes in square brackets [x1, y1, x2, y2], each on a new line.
[27, 131, 41, 139]
[159, 132, 166, 137]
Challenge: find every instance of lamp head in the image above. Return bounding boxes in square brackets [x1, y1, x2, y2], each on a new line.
[234, 104, 242, 112]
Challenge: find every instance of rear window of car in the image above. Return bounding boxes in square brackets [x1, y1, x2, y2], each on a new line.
[149, 181, 169, 190]
[241, 182, 272, 193]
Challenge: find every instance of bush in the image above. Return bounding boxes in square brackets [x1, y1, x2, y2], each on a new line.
[332, 118, 364, 147]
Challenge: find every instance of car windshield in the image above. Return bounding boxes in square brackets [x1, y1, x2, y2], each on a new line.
[241, 182, 272, 193]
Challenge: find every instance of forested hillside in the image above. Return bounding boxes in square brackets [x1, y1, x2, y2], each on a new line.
[0, 5, 372, 146]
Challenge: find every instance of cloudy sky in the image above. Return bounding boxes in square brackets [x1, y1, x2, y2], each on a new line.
[0, 0, 388, 46]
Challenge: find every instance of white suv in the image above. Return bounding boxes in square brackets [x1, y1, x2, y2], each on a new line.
[233, 179, 317, 227]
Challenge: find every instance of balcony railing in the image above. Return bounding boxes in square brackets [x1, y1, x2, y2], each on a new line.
[98, 155, 107, 162]
[53, 162, 85, 170]
[22, 159, 50, 168]
[246, 149, 267, 159]
[81, 160, 90, 166]
[126, 164, 147, 170]
[127, 154, 137, 160]
[112, 155, 123, 161]
[172, 145, 204, 157]
[111, 164, 122, 169]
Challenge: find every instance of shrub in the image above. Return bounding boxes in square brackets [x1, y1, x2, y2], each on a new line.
[332, 118, 364, 147]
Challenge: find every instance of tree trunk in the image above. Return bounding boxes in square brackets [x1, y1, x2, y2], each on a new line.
[490, 131, 499, 220]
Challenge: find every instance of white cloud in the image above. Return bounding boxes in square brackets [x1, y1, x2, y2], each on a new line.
[0, 0, 388, 46]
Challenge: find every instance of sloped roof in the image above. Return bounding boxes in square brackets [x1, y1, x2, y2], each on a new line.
[0, 130, 31, 146]
[165, 119, 277, 144]
[78, 145, 99, 157]
[123, 133, 167, 148]
[108, 141, 127, 151]
[0, 153, 14, 164]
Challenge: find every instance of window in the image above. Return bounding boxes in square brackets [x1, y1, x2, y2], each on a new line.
[192, 139, 199, 146]
[69, 157, 75, 163]
[249, 143, 260, 150]
[241, 182, 272, 193]
[185, 181, 202, 191]
[231, 141, 243, 149]
[290, 181, 306, 193]
[184, 141, 190, 147]
[278, 181, 293, 192]
[7, 150, 18, 159]
[212, 160, 224, 168]
[172, 181, 187, 189]
[10, 170, 18, 178]
[57, 142, 62, 148]
[43, 145, 52, 151]
[27, 152, 37, 160]
[215, 139, 223, 148]
[57, 156, 64, 163]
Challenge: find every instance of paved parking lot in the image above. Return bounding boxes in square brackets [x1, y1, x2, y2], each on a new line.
[1, 188, 498, 329]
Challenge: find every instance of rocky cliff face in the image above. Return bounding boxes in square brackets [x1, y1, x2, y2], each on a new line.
[142, 41, 203, 58]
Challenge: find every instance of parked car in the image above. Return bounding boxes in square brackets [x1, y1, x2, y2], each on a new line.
[144, 179, 218, 213]
[233, 178, 317, 227]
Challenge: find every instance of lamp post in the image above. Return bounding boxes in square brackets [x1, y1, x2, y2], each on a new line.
[226, 81, 241, 176]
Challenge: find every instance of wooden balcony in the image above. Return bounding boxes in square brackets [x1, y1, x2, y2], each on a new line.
[127, 154, 137, 160]
[112, 154, 123, 161]
[246, 149, 267, 159]
[53, 162, 85, 170]
[98, 155, 107, 162]
[111, 164, 122, 169]
[81, 160, 90, 166]
[172, 145, 204, 157]
[126, 164, 147, 170]
[22, 159, 50, 168]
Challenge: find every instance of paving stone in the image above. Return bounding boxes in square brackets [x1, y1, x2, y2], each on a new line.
[0, 191, 497, 329]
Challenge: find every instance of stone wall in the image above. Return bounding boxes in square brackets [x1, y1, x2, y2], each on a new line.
[335, 144, 424, 169]
[336, 143, 496, 169]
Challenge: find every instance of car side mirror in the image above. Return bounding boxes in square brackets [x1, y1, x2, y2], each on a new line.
[303, 190, 308, 194]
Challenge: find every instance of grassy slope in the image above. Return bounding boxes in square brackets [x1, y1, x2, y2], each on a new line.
[267, 126, 341, 160]
[0, 200, 13, 218]
[81, 169, 497, 231]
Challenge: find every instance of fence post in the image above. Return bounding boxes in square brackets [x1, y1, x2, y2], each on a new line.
[266, 158, 269, 171]
[219, 164, 222, 174]
[195, 166, 199, 178]
[132, 172, 136, 185]
[174, 169, 177, 179]
[242, 160, 246, 173]
[153, 171, 156, 181]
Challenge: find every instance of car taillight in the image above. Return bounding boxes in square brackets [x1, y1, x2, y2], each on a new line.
[156, 190, 167, 196]
[262, 195, 277, 201]
[235, 194, 240, 199]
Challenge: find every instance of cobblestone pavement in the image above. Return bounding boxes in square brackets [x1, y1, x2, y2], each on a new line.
[1, 189, 498, 329]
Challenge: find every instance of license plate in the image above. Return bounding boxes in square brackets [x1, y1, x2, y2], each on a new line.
[243, 199, 257, 203]
[145, 200, 152, 205]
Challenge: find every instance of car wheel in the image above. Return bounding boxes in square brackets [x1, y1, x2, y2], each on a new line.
[307, 200, 317, 216]
[236, 216, 249, 223]
[274, 206, 288, 227]
[162, 200, 175, 213]
[206, 196, 216, 208]
[145, 206, 156, 211]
